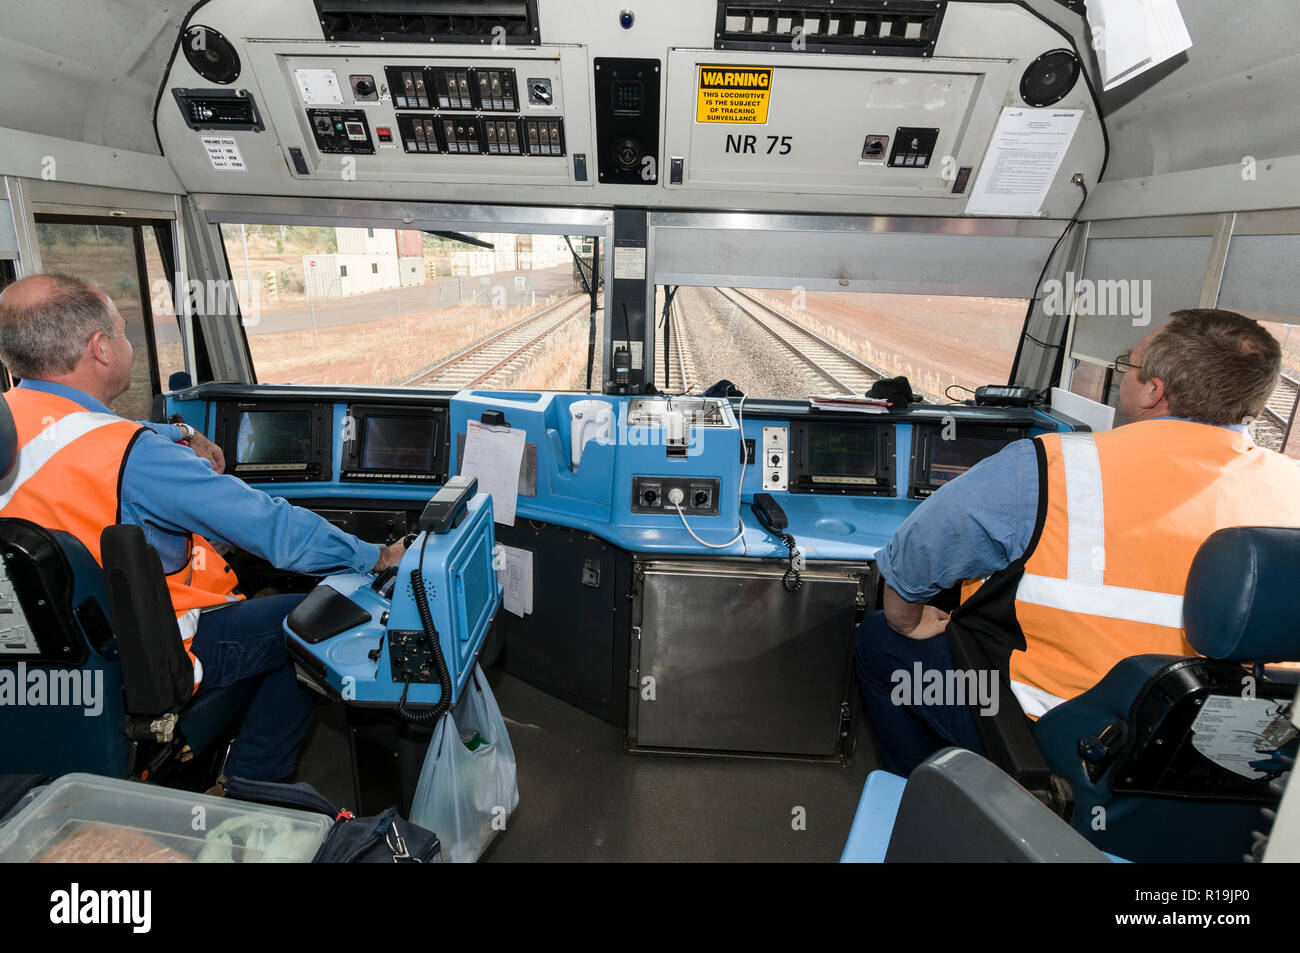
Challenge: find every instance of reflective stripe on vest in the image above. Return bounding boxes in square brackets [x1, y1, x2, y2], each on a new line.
[1015, 433, 1184, 627]
[1005, 421, 1300, 710]
[0, 411, 125, 508]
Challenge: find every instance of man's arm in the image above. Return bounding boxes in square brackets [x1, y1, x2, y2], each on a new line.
[135, 420, 225, 473]
[876, 438, 1040, 638]
[121, 429, 385, 575]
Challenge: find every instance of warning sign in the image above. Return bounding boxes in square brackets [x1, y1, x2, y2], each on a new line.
[696, 65, 772, 123]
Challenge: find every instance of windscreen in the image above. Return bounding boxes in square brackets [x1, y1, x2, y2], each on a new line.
[360, 416, 439, 471]
[236, 411, 312, 465]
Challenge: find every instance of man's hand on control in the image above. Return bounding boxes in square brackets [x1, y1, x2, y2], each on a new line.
[188, 431, 226, 474]
[372, 537, 408, 573]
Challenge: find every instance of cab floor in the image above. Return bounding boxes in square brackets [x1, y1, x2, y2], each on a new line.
[295, 669, 876, 862]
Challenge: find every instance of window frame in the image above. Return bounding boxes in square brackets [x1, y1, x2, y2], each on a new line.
[30, 213, 170, 399]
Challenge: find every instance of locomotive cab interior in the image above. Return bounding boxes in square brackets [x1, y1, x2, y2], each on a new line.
[0, 0, 1298, 878]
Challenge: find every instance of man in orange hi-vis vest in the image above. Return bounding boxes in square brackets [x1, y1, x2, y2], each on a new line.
[0, 274, 407, 782]
[854, 309, 1300, 775]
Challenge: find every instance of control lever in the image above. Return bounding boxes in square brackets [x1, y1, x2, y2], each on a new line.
[371, 565, 399, 596]
[751, 493, 802, 592]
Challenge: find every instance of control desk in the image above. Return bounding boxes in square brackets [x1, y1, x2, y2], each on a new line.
[168, 384, 1079, 563]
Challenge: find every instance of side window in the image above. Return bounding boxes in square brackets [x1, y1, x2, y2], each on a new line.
[33, 217, 170, 421]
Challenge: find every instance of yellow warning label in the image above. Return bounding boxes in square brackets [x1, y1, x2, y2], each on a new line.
[696, 65, 773, 123]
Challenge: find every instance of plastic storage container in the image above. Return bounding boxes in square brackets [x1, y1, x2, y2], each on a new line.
[0, 773, 333, 863]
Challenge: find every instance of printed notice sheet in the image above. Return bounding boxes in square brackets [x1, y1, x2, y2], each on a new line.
[460, 421, 526, 526]
[965, 108, 1083, 217]
[498, 544, 534, 618]
[1191, 695, 1293, 780]
[1089, 0, 1193, 91]
[200, 136, 246, 172]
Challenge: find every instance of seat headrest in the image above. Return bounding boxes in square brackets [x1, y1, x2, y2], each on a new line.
[0, 395, 17, 480]
[1184, 527, 1300, 663]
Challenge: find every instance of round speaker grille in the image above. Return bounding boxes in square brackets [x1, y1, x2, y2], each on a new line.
[183, 25, 240, 85]
[1020, 49, 1082, 108]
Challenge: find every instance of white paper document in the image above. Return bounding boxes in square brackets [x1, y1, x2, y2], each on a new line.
[1050, 387, 1115, 433]
[460, 421, 526, 526]
[1090, 0, 1193, 91]
[498, 544, 534, 618]
[1191, 696, 1292, 780]
[965, 108, 1083, 217]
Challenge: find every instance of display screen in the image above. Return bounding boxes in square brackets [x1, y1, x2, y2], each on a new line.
[809, 425, 877, 477]
[235, 411, 312, 465]
[929, 436, 1009, 486]
[360, 415, 439, 471]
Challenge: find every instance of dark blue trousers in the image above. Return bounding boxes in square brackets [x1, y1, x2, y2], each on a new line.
[853, 610, 985, 776]
[189, 593, 315, 781]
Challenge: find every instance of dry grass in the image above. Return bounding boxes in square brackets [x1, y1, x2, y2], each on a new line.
[746, 290, 962, 401]
[249, 294, 573, 386]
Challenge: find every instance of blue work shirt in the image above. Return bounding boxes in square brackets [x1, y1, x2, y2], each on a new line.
[879, 418, 1249, 601]
[17, 379, 381, 577]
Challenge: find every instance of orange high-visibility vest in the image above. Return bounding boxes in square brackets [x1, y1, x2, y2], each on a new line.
[0, 388, 242, 688]
[955, 419, 1300, 717]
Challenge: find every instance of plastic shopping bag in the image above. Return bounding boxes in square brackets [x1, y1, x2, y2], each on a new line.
[409, 664, 519, 863]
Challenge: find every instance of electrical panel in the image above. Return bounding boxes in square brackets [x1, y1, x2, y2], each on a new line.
[632, 477, 720, 516]
[385, 65, 520, 111]
[394, 115, 565, 157]
[307, 108, 375, 154]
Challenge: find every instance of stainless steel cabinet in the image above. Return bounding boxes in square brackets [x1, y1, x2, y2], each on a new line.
[629, 558, 873, 758]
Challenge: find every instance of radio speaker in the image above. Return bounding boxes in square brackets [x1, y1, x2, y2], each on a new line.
[1019, 49, 1081, 107]
[183, 25, 241, 85]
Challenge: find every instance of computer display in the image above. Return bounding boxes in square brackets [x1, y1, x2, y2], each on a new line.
[928, 435, 1011, 486]
[235, 410, 312, 465]
[360, 415, 440, 471]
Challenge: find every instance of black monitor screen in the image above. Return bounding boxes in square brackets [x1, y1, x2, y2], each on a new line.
[929, 436, 1008, 486]
[236, 411, 312, 465]
[809, 425, 877, 478]
[360, 416, 439, 471]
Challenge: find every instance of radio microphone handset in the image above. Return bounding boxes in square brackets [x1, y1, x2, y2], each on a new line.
[751, 493, 802, 592]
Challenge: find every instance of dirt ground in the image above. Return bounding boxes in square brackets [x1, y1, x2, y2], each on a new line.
[740, 289, 1025, 401]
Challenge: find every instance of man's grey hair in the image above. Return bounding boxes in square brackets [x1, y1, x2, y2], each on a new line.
[0, 273, 117, 380]
[1139, 309, 1281, 426]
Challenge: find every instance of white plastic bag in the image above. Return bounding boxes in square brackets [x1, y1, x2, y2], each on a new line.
[409, 664, 519, 863]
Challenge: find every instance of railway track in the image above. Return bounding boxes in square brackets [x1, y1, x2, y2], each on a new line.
[403, 292, 589, 389]
[657, 292, 700, 393]
[1256, 372, 1299, 453]
[715, 287, 886, 394]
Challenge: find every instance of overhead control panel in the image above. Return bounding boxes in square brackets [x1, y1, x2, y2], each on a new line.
[268, 53, 578, 184]
[154, 1, 1104, 216]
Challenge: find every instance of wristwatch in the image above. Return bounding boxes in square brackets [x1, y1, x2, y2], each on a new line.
[168, 414, 196, 445]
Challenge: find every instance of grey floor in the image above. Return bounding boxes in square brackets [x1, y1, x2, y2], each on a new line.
[296, 669, 877, 862]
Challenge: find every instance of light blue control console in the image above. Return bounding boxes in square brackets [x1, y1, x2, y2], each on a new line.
[284, 492, 502, 711]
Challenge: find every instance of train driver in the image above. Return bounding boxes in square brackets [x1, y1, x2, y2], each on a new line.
[854, 308, 1300, 774]
[0, 273, 407, 784]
